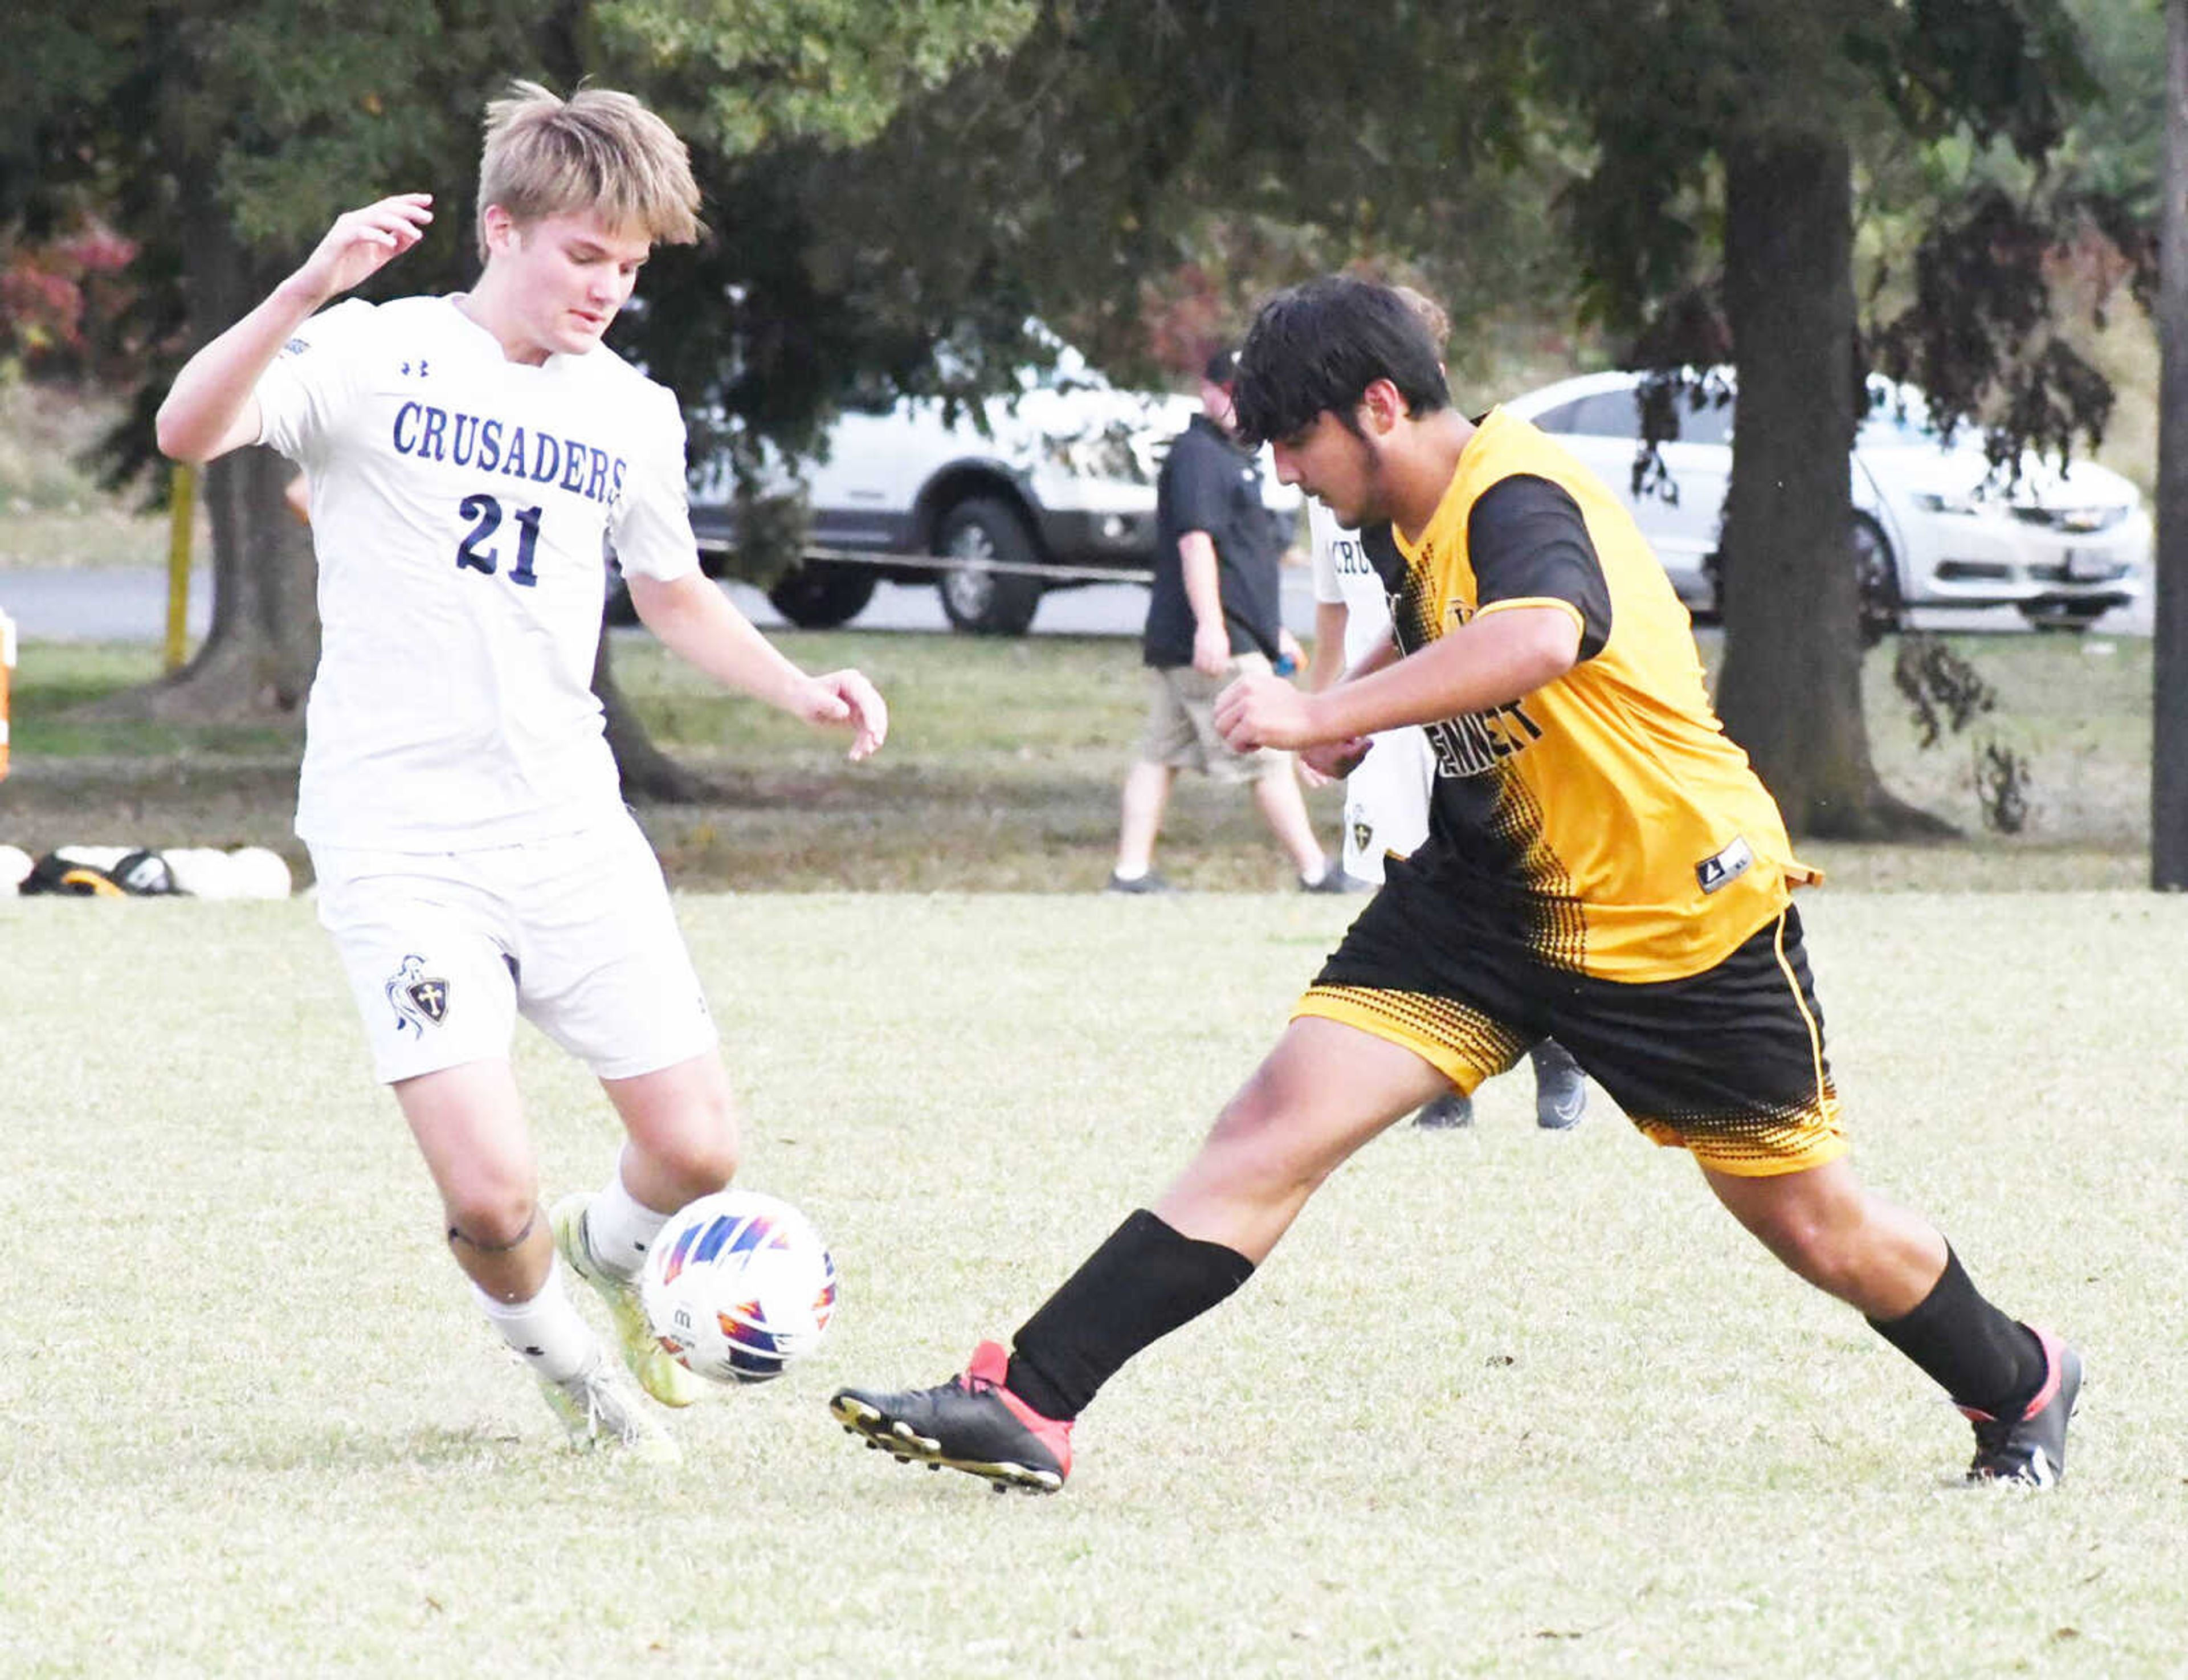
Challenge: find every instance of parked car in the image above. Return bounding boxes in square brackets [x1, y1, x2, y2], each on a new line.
[1501, 369, 2150, 635]
[633, 349, 1294, 637]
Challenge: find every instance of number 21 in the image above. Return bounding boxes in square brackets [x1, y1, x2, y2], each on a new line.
[456, 494, 543, 587]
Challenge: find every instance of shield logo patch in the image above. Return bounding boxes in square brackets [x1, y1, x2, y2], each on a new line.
[406, 978, 449, 1023]
[385, 953, 452, 1038]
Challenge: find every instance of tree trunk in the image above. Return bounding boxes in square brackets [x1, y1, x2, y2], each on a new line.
[594, 628, 717, 802]
[1712, 128, 1947, 839]
[88, 211, 319, 724]
[2153, 0, 2188, 888]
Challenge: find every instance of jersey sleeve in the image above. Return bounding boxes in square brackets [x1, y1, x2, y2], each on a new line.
[1308, 503, 1344, 604]
[1467, 474, 1613, 660]
[606, 385, 701, 583]
[253, 298, 377, 467]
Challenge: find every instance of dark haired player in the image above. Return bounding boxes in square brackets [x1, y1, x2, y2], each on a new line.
[830, 276, 2079, 1494]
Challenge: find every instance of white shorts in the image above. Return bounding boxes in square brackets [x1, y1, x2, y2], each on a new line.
[310, 814, 719, 1085]
[1340, 725, 1435, 884]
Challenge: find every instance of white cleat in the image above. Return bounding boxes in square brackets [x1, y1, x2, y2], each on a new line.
[537, 1351, 680, 1463]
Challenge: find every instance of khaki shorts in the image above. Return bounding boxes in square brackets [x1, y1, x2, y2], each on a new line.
[1136, 654, 1290, 785]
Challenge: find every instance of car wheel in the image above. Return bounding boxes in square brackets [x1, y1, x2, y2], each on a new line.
[766, 560, 878, 629]
[1851, 513, 1902, 645]
[935, 499, 1044, 636]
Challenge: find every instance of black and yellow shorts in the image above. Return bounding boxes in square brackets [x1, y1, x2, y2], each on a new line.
[1296, 879, 1846, 1177]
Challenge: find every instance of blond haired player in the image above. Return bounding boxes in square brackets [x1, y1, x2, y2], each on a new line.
[158, 83, 886, 1459]
[831, 277, 2077, 1496]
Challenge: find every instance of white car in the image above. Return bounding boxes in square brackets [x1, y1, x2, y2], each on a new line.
[675, 348, 1295, 636]
[1501, 369, 2150, 635]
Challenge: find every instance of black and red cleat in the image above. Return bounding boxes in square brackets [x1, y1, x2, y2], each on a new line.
[831, 1340, 1074, 1494]
[1963, 1326, 2083, 1489]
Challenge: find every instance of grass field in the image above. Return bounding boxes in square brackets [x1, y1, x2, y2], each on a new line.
[0, 623, 2160, 895]
[2, 889, 2182, 1676]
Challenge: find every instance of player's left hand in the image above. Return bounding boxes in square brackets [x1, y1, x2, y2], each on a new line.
[799, 669, 889, 761]
[1300, 736, 1373, 781]
[1215, 668, 1324, 752]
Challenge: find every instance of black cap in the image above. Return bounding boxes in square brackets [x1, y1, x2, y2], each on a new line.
[1203, 346, 1239, 388]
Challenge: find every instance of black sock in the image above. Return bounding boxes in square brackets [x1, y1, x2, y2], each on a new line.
[1005, 1209, 1255, 1421]
[1866, 1246, 2046, 1417]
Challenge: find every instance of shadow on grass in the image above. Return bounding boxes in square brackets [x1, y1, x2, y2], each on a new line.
[213, 1424, 530, 1473]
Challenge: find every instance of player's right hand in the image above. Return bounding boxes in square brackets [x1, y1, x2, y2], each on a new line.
[801, 668, 889, 761]
[294, 194, 434, 303]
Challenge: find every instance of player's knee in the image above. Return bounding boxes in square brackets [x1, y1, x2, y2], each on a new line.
[1201, 1094, 1326, 1198]
[667, 1128, 740, 1194]
[1754, 1202, 1876, 1298]
[1205, 1086, 1277, 1152]
[643, 1097, 741, 1194]
[443, 1182, 540, 1253]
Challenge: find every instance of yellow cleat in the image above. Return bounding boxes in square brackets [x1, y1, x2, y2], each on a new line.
[551, 1192, 703, 1409]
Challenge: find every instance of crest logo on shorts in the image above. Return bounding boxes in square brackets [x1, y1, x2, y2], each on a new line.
[385, 953, 451, 1037]
[1351, 817, 1374, 856]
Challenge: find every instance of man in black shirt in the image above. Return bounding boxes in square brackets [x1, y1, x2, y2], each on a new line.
[1108, 348, 1348, 894]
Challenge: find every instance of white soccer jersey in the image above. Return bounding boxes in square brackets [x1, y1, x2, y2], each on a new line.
[1307, 499, 1433, 880]
[255, 296, 700, 850]
[1308, 500, 1398, 671]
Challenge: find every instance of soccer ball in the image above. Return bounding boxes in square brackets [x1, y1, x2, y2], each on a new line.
[640, 1189, 838, 1385]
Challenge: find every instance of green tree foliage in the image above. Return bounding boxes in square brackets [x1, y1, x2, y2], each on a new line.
[1484, 0, 2100, 834]
[0, 0, 1034, 730]
[606, 0, 1582, 593]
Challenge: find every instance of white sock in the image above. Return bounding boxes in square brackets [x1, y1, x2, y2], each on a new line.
[1300, 856, 1329, 885]
[583, 1163, 675, 1281]
[475, 1258, 597, 1384]
[1111, 863, 1148, 882]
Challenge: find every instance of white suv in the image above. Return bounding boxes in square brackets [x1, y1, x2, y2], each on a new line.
[679, 354, 1202, 635]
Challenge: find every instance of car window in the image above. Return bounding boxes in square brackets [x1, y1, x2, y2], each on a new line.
[1526, 380, 1734, 444]
[1565, 392, 1643, 438]
[1668, 394, 1734, 446]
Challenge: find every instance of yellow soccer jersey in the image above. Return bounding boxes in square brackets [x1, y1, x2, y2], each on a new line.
[1359, 406, 1815, 981]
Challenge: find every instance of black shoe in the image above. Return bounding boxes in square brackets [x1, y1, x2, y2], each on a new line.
[1964, 1328, 2082, 1488]
[1105, 871, 1176, 895]
[1301, 866, 1371, 895]
[1530, 1040, 1588, 1131]
[1413, 1091, 1473, 1129]
[831, 1341, 1074, 1494]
